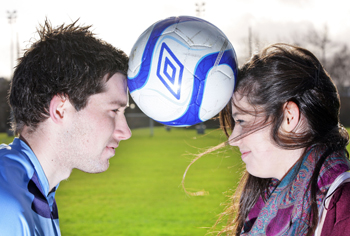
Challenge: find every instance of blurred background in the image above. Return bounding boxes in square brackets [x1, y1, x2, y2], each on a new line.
[1, 0, 350, 132]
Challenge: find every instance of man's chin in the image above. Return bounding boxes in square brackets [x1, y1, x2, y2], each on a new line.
[79, 161, 110, 174]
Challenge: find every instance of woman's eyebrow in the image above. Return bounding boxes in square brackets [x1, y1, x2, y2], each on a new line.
[232, 112, 243, 117]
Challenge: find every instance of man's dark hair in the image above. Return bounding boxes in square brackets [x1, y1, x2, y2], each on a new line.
[8, 19, 128, 135]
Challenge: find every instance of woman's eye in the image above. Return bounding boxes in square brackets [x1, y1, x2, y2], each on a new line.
[235, 119, 244, 124]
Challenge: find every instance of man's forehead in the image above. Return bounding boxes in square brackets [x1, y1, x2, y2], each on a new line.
[87, 81, 128, 107]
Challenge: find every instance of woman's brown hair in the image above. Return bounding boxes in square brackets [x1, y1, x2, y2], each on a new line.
[217, 43, 349, 235]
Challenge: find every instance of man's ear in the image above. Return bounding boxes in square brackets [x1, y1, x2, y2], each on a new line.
[49, 95, 68, 124]
[281, 101, 300, 132]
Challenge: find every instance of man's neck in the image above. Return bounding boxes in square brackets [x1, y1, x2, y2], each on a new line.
[20, 126, 71, 192]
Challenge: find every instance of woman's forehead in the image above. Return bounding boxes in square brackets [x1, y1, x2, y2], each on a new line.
[231, 94, 251, 112]
[231, 93, 265, 117]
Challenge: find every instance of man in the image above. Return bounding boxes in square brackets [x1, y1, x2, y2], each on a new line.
[0, 20, 131, 235]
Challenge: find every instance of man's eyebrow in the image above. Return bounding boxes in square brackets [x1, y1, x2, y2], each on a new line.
[109, 100, 128, 107]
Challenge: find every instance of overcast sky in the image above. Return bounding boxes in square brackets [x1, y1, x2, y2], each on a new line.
[1, 0, 349, 78]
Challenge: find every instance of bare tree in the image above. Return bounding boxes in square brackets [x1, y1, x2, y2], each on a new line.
[0, 78, 11, 133]
[327, 44, 350, 95]
[306, 24, 331, 67]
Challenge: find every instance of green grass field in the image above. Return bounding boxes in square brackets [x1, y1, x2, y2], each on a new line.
[0, 128, 241, 236]
[2, 127, 349, 236]
[52, 127, 243, 236]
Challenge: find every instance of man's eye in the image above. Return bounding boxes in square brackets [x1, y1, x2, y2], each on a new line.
[112, 109, 119, 113]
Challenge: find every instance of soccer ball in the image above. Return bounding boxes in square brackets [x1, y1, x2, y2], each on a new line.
[127, 16, 237, 127]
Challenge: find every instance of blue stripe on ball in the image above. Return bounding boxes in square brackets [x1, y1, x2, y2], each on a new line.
[157, 49, 237, 127]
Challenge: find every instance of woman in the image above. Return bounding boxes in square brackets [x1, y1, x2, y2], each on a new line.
[217, 43, 350, 235]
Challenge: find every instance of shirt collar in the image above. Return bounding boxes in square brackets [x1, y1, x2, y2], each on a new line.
[11, 138, 59, 196]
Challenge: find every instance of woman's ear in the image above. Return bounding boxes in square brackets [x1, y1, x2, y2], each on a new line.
[281, 101, 300, 132]
[49, 95, 67, 124]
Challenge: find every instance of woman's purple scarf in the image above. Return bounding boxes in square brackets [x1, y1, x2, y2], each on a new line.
[241, 146, 350, 235]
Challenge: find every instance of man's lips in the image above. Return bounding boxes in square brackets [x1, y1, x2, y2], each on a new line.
[106, 145, 118, 156]
[107, 143, 119, 150]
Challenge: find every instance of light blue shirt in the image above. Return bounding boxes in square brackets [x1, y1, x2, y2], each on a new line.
[0, 138, 60, 235]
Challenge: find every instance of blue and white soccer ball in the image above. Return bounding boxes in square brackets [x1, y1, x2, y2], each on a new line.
[127, 16, 237, 127]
